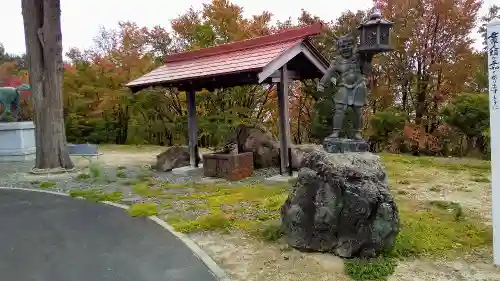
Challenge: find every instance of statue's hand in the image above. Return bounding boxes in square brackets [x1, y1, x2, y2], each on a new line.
[317, 83, 325, 92]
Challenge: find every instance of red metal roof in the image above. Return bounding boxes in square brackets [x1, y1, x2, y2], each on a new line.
[126, 23, 325, 90]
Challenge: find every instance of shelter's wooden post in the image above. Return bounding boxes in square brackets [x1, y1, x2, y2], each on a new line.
[277, 64, 291, 175]
[187, 88, 198, 167]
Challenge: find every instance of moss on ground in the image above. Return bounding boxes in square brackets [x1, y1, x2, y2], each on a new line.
[129, 179, 491, 257]
[113, 152, 493, 281]
[116, 170, 127, 178]
[145, 179, 490, 281]
[76, 173, 91, 181]
[69, 189, 123, 202]
[128, 202, 159, 217]
[39, 181, 57, 189]
[343, 199, 491, 280]
[380, 153, 490, 174]
[344, 256, 398, 281]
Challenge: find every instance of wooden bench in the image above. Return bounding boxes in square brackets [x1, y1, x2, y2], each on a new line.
[67, 143, 102, 165]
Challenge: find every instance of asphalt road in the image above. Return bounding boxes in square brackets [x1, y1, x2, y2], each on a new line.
[0, 189, 219, 281]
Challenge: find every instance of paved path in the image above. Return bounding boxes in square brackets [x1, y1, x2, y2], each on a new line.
[0, 189, 219, 281]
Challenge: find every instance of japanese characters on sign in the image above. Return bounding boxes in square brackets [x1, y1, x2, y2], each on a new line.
[489, 30, 499, 110]
[488, 21, 500, 267]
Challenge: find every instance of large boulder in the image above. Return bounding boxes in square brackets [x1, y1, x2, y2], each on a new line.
[155, 146, 201, 172]
[235, 124, 278, 168]
[225, 124, 310, 169]
[280, 149, 400, 258]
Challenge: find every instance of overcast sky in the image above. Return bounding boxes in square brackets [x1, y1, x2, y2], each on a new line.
[0, 0, 494, 56]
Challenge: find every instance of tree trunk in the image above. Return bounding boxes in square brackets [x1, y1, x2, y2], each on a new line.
[22, 0, 74, 171]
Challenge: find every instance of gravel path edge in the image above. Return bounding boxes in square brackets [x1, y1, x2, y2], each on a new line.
[0, 186, 232, 281]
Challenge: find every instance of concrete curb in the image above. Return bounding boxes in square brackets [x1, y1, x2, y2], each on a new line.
[0, 187, 231, 281]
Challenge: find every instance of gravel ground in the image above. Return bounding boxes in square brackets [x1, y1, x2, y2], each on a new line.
[0, 159, 281, 199]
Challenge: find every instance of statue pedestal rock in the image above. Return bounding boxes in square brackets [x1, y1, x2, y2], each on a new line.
[323, 137, 369, 153]
[280, 149, 400, 258]
[0, 121, 36, 162]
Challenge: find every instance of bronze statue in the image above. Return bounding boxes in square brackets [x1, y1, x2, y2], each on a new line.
[0, 84, 30, 122]
[317, 34, 373, 140]
[318, 10, 394, 141]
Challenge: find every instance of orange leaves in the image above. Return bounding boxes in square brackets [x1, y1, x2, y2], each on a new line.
[373, 0, 482, 129]
[171, 0, 272, 50]
[402, 123, 442, 153]
[63, 22, 167, 120]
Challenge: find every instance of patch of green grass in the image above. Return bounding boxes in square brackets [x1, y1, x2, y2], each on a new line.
[343, 199, 489, 280]
[128, 202, 159, 217]
[429, 186, 441, 192]
[89, 162, 103, 178]
[428, 200, 464, 221]
[380, 153, 491, 174]
[116, 170, 127, 178]
[136, 171, 153, 182]
[76, 173, 91, 181]
[160, 183, 288, 233]
[393, 200, 490, 258]
[132, 182, 165, 197]
[471, 175, 490, 183]
[167, 211, 235, 233]
[69, 189, 123, 202]
[251, 220, 284, 241]
[39, 181, 57, 189]
[344, 256, 398, 281]
[117, 165, 126, 170]
[122, 179, 140, 186]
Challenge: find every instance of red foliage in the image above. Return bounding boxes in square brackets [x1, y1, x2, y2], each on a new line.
[402, 124, 441, 154]
[2, 73, 32, 97]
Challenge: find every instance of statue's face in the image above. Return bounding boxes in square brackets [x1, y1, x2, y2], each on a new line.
[337, 38, 354, 58]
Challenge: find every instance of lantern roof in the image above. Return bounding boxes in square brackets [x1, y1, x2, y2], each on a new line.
[358, 11, 394, 28]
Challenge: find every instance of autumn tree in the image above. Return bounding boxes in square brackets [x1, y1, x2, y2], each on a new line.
[441, 93, 489, 154]
[368, 0, 482, 154]
[375, 0, 481, 125]
[53, 0, 494, 157]
[21, 0, 74, 171]
[169, 0, 276, 146]
[63, 22, 167, 144]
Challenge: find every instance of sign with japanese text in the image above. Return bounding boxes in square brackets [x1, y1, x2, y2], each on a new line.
[489, 27, 499, 111]
[487, 19, 500, 266]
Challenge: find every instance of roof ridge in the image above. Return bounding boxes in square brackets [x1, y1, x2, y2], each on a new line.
[164, 23, 324, 63]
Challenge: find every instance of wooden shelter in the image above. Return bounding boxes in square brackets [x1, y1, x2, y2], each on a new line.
[126, 23, 329, 174]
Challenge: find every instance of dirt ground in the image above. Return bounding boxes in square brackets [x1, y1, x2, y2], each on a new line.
[96, 147, 500, 281]
[191, 232, 500, 281]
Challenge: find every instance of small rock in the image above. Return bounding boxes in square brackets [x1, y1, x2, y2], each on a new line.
[155, 146, 201, 172]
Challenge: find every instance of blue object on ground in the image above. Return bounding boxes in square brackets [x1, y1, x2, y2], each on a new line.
[67, 143, 99, 156]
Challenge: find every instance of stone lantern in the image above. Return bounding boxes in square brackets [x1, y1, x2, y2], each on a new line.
[357, 9, 394, 54]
